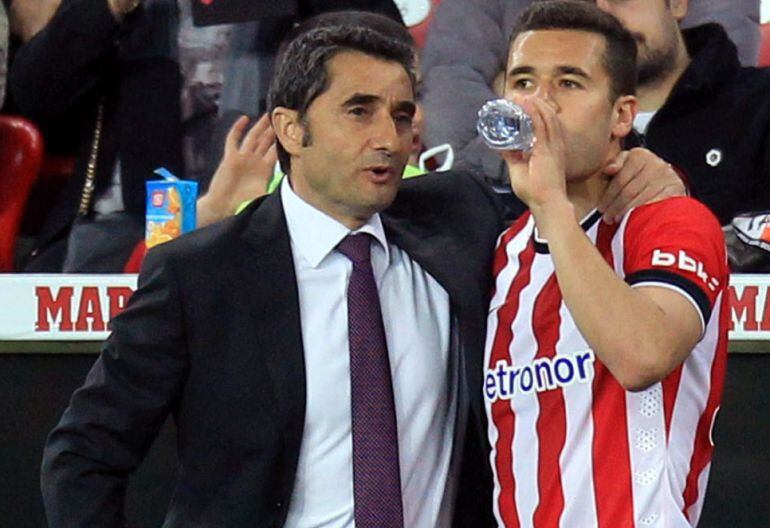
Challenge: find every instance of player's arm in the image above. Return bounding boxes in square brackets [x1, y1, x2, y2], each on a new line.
[504, 96, 711, 391]
[532, 201, 702, 390]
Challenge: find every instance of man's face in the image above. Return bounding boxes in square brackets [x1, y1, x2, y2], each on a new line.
[595, 0, 686, 85]
[505, 29, 630, 181]
[282, 50, 415, 228]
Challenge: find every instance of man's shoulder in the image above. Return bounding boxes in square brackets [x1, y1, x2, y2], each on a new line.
[625, 197, 721, 231]
[145, 193, 281, 269]
[386, 169, 504, 235]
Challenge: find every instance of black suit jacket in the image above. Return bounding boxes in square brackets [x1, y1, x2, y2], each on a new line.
[41, 171, 504, 527]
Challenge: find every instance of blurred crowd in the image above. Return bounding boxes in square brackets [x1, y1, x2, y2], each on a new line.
[0, 0, 768, 273]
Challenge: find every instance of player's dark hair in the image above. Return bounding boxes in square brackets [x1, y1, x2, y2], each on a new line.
[268, 14, 416, 174]
[510, 0, 637, 102]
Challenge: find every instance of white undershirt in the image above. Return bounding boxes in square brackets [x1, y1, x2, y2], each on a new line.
[280, 180, 456, 528]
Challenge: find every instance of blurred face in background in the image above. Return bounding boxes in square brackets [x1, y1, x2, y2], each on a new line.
[595, 0, 688, 85]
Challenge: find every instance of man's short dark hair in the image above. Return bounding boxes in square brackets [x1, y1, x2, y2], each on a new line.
[510, 0, 637, 102]
[268, 16, 417, 174]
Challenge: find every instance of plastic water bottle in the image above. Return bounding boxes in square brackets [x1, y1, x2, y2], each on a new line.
[476, 99, 534, 151]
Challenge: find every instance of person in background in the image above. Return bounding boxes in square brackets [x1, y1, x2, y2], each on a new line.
[594, 0, 770, 226]
[484, 2, 728, 526]
[8, 0, 402, 272]
[419, 0, 760, 202]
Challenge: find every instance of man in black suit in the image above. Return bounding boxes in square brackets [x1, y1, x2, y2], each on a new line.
[41, 19, 503, 528]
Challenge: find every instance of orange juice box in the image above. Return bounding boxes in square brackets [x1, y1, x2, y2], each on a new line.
[145, 168, 198, 248]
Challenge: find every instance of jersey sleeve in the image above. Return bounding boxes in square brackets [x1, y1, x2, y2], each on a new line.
[623, 197, 729, 331]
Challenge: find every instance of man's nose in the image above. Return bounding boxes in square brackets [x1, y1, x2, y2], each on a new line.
[533, 84, 556, 105]
[370, 113, 401, 152]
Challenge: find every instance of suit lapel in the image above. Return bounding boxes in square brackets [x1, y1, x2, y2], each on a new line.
[239, 194, 307, 448]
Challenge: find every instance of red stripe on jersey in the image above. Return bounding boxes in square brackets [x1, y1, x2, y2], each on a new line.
[592, 221, 635, 528]
[493, 212, 532, 280]
[489, 238, 536, 528]
[662, 365, 684, 440]
[532, 274, 567, 528]
[682, 294, 729, 519]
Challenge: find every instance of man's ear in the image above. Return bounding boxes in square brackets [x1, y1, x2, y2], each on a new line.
[669, 0, 688, 23]
[611, 95, 637, 139]
[271, 107, 305, 157]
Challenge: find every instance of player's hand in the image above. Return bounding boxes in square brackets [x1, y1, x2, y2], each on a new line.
[500, 96, 568, 212]
[598, 147, 686, 224]
[197, 114, 277, 227]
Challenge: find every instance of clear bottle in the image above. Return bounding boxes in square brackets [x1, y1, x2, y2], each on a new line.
[476, 99, 534, 151]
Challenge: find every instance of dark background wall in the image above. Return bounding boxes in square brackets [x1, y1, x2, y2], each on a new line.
[1, 351, 769, 527]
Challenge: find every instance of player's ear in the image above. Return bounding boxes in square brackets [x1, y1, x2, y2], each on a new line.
[271, 107, 305, 157]
[611, 95, 636, 140]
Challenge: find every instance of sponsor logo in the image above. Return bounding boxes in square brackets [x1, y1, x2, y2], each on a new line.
[651, 249, 720, 292]
[484, 350, 595, 402]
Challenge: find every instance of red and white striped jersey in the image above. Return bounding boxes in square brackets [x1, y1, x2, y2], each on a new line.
[484, 197, 729, 528]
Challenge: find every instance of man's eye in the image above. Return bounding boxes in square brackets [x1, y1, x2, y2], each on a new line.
[561, 79, 582, 89]
[349, 107, 368, 116]
[394, 114, 413, 126]
[513, 79, 533, 89]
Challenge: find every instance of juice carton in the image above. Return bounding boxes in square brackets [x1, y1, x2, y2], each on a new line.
[145, 168, 198, 248]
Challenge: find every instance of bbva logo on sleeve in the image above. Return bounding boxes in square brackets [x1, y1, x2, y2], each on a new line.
[651, 249, 720, 292]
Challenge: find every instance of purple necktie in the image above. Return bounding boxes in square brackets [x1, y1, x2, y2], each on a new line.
[337, 234, 404, 528]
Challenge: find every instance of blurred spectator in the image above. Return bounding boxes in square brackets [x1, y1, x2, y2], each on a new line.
[420, 0, 761, 192]
[0, 2, 6, 107]
[595, 0, 770, 227]
[196, 113, 276, 227]
[8, 0, 402, 272]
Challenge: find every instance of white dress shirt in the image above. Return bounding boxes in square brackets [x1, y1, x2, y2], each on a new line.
[280, 180, 457, 528]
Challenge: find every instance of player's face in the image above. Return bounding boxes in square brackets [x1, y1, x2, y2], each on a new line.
[284, 50, 415, 228]
[505, 29, 633, 181]
[595, 0, 686, 85]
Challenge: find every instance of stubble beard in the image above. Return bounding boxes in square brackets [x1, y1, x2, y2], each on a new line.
[634, 27, 680, 88]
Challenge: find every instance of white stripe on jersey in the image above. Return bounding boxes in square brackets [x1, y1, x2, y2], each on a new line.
[509, 256, 553, 528]
[557, 299, 598, 528]
[626, 383, 667, 527]
[611, 209, 630, 276]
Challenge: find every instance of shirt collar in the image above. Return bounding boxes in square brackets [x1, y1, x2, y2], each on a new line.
[280, 177, 390, 268]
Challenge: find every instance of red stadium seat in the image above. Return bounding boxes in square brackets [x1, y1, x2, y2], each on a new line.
[0, 116, 44, 272]
[760, 23, 770, 67]
[123, 240, 147, 273]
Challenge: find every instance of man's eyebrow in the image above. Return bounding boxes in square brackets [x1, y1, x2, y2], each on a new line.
[556, 65, 591, 79]
[508, 65, 591, 79]
[509, 65, 535, 77]
[342, 93, 380, 107]
[342, 93, 416, 117]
